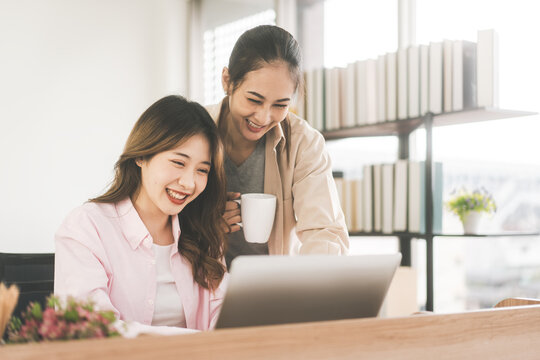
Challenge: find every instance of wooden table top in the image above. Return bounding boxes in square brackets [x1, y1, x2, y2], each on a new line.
[2, 305, 540, 360]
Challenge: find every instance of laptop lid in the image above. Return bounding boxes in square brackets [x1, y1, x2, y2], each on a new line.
[215, 253, 402, 329]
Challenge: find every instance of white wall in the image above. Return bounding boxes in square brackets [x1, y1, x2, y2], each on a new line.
[0, 0, 190, 253]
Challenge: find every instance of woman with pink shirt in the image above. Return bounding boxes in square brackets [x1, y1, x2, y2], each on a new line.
[54, 95, 228, 332]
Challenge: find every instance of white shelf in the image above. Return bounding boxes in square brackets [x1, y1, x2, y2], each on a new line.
[433, 107, 537, 127]
[322, 108, 537, 140]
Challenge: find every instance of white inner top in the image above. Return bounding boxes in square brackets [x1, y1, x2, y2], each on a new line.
[151, 243, 186, 327]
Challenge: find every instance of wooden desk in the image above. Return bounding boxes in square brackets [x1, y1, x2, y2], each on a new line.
[2, 305, 540, 360]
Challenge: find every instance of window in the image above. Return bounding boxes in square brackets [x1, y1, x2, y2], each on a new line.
[324, 0, 397, 68]
[415, 0, 540, 312]
[323, 0, 540, 312]
[203, 9, 275, 105]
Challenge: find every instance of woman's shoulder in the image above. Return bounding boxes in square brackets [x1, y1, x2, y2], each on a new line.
[61, 201, 120, 228]
[287, 111, 324, 143]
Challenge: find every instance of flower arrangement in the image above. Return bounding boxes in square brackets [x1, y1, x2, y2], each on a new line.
[445, 187, 497, 222]
[7, 295, 120, 343]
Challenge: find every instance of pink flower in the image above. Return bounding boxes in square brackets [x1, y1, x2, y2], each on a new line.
[76, 306, 91, 319]
[7, 295, 120, 343]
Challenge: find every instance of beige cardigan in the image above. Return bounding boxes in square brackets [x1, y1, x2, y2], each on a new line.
[206, 102, 349, 255]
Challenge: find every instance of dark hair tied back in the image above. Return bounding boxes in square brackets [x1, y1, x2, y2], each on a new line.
[227, 25, 303, 93]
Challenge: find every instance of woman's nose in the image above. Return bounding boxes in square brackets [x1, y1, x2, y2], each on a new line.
[177, 170, 195, 190]
[254, 106, 271, 125]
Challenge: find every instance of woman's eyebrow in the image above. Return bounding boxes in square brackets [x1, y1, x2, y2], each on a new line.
[247, 91, 290, 102]
[173, 152, 211, 166]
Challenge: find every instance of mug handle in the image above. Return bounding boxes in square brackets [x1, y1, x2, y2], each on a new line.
[233, 199, 243, 227]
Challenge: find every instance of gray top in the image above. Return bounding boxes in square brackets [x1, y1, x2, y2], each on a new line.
[224, 137, 268, 270]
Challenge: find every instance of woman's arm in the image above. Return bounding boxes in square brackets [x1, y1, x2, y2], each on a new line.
[54, 207, 121, 318]
[208, 272, 229, 329]
[291, 125, 350, 254]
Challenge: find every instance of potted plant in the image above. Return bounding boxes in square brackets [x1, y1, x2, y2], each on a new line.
[445, 187, 497, 234]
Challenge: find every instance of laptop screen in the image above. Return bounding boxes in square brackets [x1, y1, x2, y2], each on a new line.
[215, 253, 401, 329]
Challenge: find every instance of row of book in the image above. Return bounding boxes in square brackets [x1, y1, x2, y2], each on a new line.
[299, 29, 498, 131]
[333, 161, 443, 234]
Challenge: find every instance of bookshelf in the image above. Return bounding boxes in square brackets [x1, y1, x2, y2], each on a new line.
[323, 108, 538, 311]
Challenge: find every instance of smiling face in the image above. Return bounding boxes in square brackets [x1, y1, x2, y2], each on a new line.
[224, 61, 296, 143]
[134, 133, 211, 219]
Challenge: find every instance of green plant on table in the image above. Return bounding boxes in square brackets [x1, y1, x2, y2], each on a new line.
[445, 187, 497, 222]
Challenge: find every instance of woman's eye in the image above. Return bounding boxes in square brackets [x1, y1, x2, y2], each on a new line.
[198, 168, 210, 175]
[248, 98, 262, 104]
[172, 160, 184, 167]
[274, 104, 288, 108]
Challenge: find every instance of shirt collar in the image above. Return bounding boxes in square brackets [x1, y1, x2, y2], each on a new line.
[270, 120, 286, 150]
[115, 197, 181, 250]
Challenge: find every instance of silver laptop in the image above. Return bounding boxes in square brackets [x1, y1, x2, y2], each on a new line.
[215, 253, 402, 329]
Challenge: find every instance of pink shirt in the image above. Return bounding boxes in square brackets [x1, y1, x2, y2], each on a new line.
[54, 198, 227, 331]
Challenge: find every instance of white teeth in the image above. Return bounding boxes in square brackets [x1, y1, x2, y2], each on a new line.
[167, 189, 188, 200]
[248, 120, 264, 129]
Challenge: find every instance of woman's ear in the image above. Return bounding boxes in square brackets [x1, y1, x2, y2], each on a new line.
[222, 67, 231, 95]
[135, 158, 143, 167]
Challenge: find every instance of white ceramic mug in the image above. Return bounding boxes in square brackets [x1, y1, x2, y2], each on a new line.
[234, 193, 276, 243]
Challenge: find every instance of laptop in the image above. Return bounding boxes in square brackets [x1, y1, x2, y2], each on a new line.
[215, 253, 402, 329]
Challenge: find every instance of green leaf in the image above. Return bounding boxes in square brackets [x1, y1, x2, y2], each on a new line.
[8, 316, 22, 332]
[100, 311, 117, 323]
[64, 308, 79, 322]
[30, 302, 43, 321]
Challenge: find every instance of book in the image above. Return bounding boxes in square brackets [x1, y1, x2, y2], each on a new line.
[398, 48, 408, 120]
[452, 40, 477, 111]
[408, 161, 425, 233]
[432, 162, 444, 234]
[315, 67, 325, 131]
[373, 163, 382, 232]
[333, 172, 344, 222]
[429, 42, 443, 114]
[386, 52, 397, 121]
[443, 39, 453, 113]
[365, 59, 378, 124]
[295, 72, 306, 120]
[362, 165, 373, 232]
[352, 178, 363, 231]
[343, 178, 354, 230]
[408, 161, 443, 234]
[382, 163, 394, 234]
[419, 44, 430, 116]
[324, 67, 341, 131]
[355, 60, 368, 126]
[305, 69, 315, 129]
[356, 59, 377, 125]
[324, 67, 333, 130]
[393, 160, 408, 232]
[408, 45, 420, 119]
[338, 67, 348, 128]
[344, 63, 356, 128]
[332, 67, 342, 129]
[477, 29, 499, 108]
[376, 55, 386, 122]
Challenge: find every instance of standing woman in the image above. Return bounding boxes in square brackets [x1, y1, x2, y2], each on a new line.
[206, 25, 349, 268]
[55, 95, 227, 331]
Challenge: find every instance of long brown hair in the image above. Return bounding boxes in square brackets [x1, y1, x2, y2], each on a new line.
[219, 25, 304, 160]
[92, 95, 227, 290]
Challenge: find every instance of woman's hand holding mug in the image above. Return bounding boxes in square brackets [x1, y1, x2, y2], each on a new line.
[223, 192, 241, 233]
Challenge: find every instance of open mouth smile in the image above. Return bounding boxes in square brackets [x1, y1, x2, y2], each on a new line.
[246, 119, 265, 132]
[166, 188, 189, 205]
